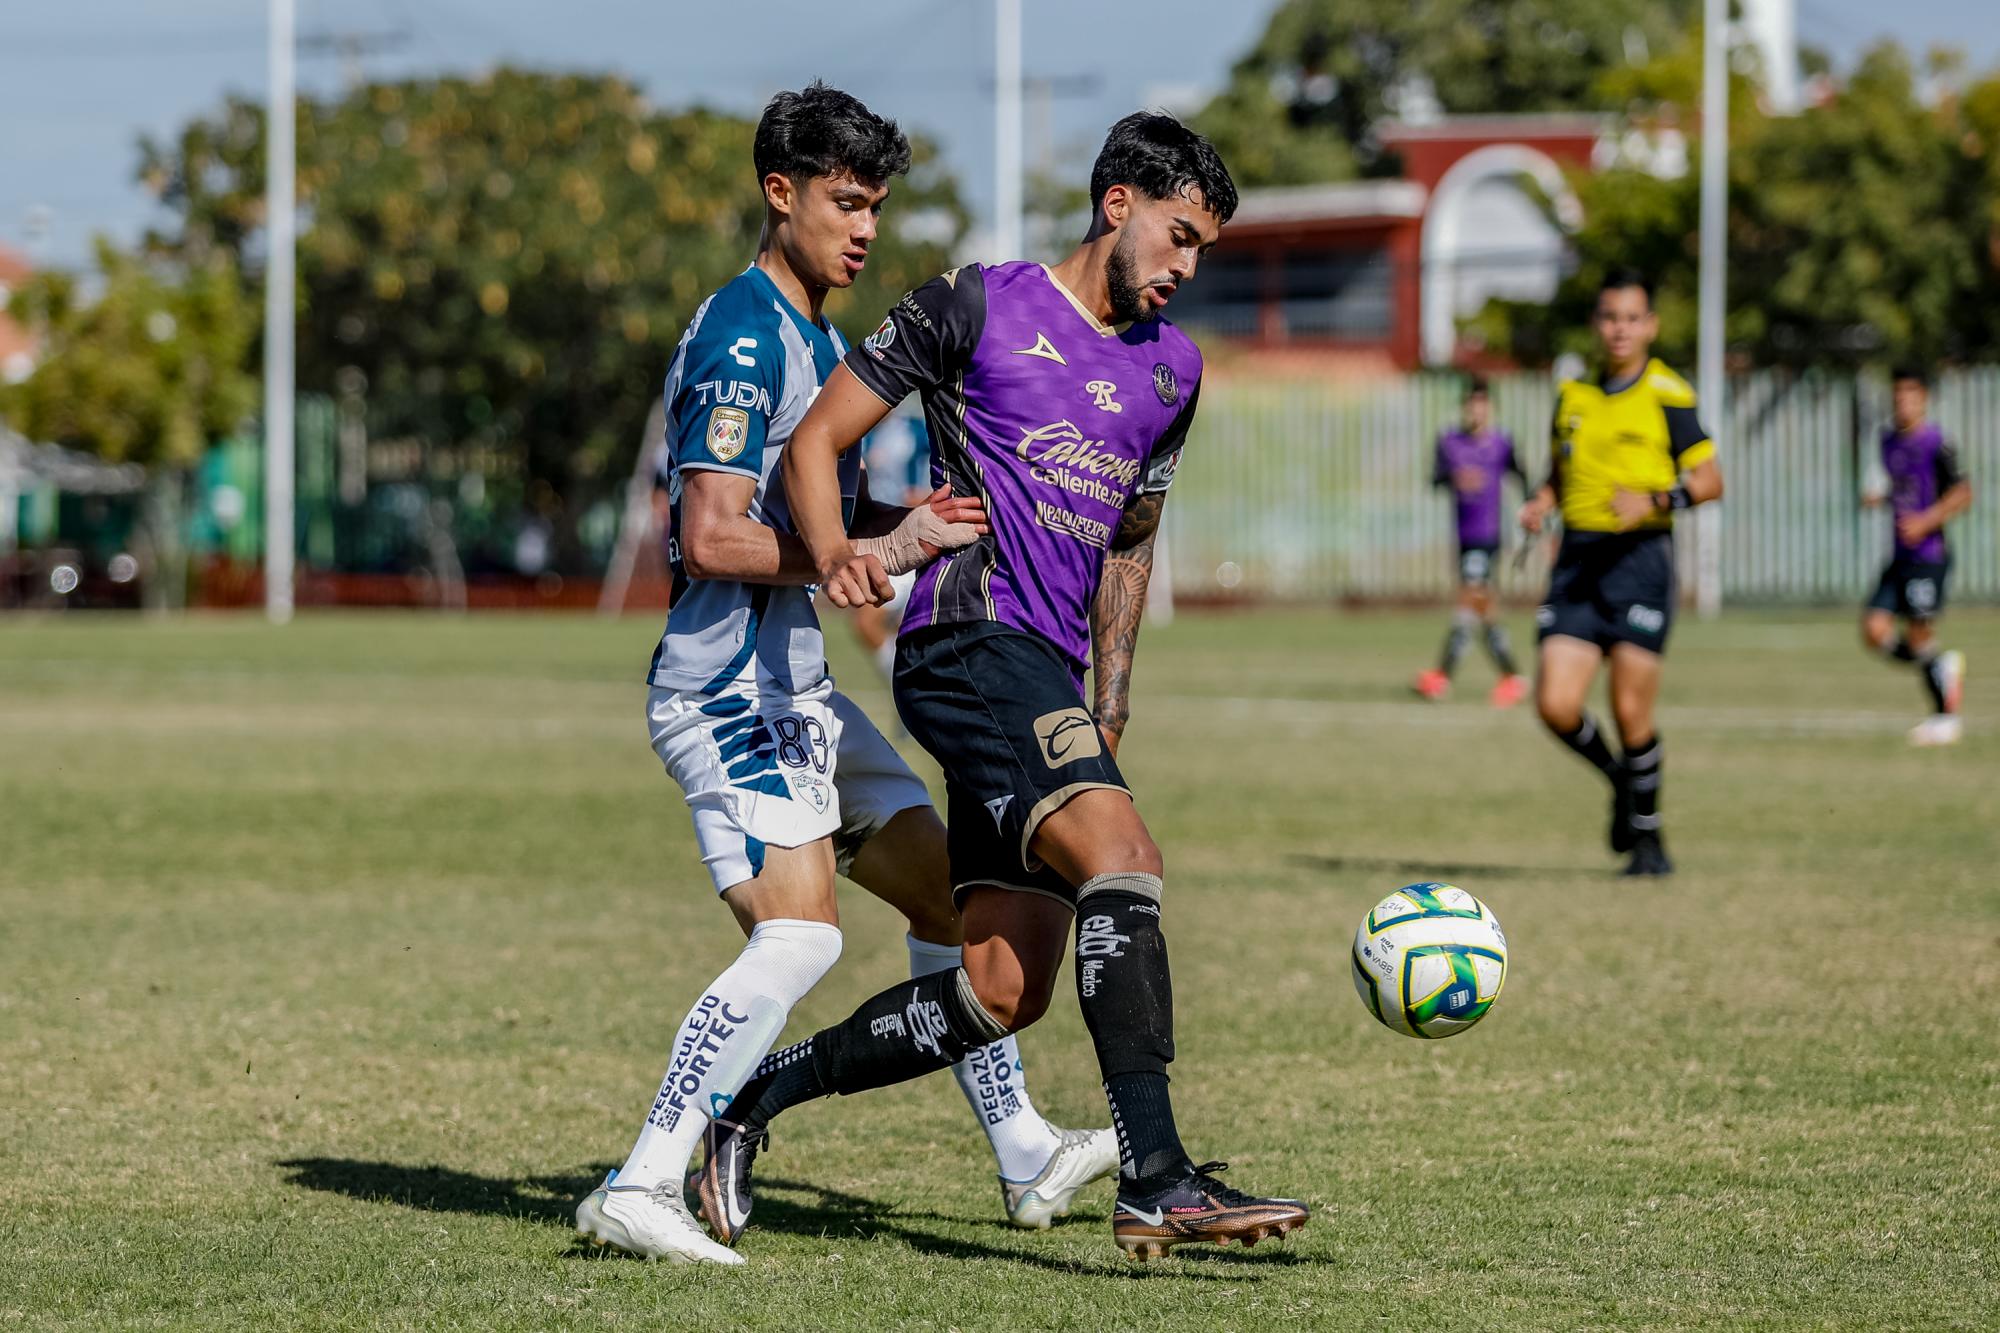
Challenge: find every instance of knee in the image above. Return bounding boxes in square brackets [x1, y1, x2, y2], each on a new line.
[1861, 619, 1891, 651]
[966, 971, 1054, 1034]
[1538, 695, 1581, 733]
[1093, 833, 1164, 880]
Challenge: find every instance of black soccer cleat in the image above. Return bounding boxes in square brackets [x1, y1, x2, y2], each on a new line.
[1111, 1161, 1309, 1260]
[1610, 772, 1638, 854]
[685, 1116, 767, 1247]
[1622, 831, 1674, 877]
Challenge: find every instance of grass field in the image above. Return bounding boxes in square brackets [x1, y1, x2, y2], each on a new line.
[3, 606, 1997, 1330]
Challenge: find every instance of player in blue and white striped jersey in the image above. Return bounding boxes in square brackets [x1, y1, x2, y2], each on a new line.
[576, 83, 1117, 1266]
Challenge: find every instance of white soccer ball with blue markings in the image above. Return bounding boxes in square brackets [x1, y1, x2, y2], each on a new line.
[1350, 883, 1508, 1039]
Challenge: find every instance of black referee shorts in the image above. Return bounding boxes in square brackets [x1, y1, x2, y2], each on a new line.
[893, 620, 1130, 913]
[1537, 530, 1677, 655]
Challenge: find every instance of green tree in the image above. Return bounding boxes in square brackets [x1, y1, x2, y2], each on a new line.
[0, 240, 257, 466]
[141, 70, 966, 565]
[1473, 40, 2000, 368]
[1195, 0, 1697, 187]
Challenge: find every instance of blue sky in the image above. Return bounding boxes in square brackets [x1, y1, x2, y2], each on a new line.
[3, 0, 1994, 269]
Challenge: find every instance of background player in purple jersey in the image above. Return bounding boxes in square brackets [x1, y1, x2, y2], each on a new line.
[1861, 367, 1972, 746]
[689, 113, 1310, 1262]
[1413, 375, 1529, 707]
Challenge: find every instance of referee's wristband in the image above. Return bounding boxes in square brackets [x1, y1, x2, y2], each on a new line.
[1652, 484, 1693, 512]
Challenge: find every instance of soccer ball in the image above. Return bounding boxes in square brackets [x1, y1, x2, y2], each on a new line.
[1350, 883, 1507, 1039]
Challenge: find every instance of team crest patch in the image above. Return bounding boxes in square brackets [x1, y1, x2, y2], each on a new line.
[864, 315, 897, 359]
[707, 407, 750, 462]
[1152, 363, 1179, 405]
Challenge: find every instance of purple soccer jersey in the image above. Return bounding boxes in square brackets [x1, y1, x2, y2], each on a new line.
[1883, 422, 1964, 563]
[1432, 428, 1522, 548]
[844, 261, 1202, 676]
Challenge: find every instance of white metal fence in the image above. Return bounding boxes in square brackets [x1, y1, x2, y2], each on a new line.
[1168, 367, 2000, 605]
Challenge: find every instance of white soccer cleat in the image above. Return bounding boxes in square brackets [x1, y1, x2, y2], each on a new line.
[1939, 650, 1965, 714]
[1000, 1126, 1121, 1229]
[575, 1173, 746, 1265]
[1908, 714, 1963, 747]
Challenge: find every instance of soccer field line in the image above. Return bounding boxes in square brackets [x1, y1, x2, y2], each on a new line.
[1147, 693, 1971, 738]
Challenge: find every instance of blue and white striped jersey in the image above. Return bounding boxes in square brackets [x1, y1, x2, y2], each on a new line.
[647, 266, 861, 694]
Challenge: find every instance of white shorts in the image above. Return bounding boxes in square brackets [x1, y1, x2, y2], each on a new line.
[648, 672, 932, 894]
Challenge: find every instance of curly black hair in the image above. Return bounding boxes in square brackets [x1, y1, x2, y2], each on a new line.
[754, 80, 912, 186]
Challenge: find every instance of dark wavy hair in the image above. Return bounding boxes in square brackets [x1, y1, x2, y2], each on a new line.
[753, 81, 912, 186]
[1599, 266, 1655, 307]
[1088, 111, 1238, 223]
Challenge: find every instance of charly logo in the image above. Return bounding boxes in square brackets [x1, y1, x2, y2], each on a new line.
[1032, 707, 1101, 767]
[1013, 332, 1067, 365]
[1152, 363, 1178, 405]
[1085, 379, 1123, 413]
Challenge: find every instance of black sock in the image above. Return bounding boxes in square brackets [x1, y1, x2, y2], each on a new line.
[1074, 876, 1189, 1183]
[1484, 623, 1520, 677]
[729, 967, 1005, 1133]
[1554, 712, 1622, 784]
[1623, 734, 1662, 837]
[1438, 621, 1472, 676]
[1105, 1071, 1187, 1184]
[1916, 650, 1948, 713]
[1886, 638, 1919, 663]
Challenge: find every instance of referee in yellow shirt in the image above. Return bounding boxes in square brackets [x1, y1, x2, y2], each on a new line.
[1518, 269, 1725, 876]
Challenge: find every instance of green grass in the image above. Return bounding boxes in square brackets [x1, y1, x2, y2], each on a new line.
[2, 607, 1996, 1330]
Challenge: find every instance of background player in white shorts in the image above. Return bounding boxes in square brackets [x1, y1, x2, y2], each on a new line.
[575, 83, 1117, 1266]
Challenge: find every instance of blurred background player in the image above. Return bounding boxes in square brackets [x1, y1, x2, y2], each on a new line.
[1861, 367, 1971, 745]
[1519, 269, 1724, 876]
[576, 83, 1113, 1267]
[852, 410, 932, 684]
[1413, 375, 1528, 707]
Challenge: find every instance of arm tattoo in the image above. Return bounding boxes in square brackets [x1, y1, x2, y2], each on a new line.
[1091, 492, 1165, 745]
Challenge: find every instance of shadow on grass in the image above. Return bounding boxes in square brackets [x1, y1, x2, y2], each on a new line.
[276, 1159, 1289, 1279]
[1293, 852, 1609, 882]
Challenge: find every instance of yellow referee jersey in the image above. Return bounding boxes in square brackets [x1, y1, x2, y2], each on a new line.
[1551, 358, 1715, 533]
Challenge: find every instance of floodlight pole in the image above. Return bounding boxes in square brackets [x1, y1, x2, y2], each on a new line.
[994, 0, 1023, 259]
[265, 0, 297, 623]
[1695, 0, 1727, 620]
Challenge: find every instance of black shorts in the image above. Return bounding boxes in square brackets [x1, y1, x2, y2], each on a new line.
[1457, 544, 1500, 587]
[1537, 530, 1676, 654]
[893, 620, 1129, 912]
[1867, 557, 1950, 621]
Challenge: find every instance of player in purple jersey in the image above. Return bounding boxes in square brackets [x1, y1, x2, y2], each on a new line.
[1861, 368, 1972, 746]
[1413, 376, 1529, 707]
[689, 113, 1310, 1262]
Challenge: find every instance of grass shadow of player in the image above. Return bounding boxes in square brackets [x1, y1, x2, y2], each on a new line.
[751, 1176, 1268, 1281]
[1293, 853, 1607, 882]
[274, 1159, 1285, 1279]
[277, 1157, 606, 1227]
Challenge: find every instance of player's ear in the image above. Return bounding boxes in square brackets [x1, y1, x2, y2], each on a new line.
[762, 171, 796, 217]
[1100, 183, 1133, 230]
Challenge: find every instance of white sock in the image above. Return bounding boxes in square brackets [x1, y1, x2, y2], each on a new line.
[872, 636, 897, 682]
[614, 919, 842, 1190]
[906, 934, 1063, 1181]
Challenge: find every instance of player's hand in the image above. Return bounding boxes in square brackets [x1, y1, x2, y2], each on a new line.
[851, 486, 988, 577]
[920, 485, 989, 555]
[1609, 488, 1655, 530]
[1896, 512, 1933, 545]
[819, 547, 894, 608]
[1518, 495, 1553, 534]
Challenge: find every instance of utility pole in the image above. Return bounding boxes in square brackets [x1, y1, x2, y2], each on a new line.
[994, 0, 1023, 260]
[265, 0, 296, 624]
[1696, 0, 1728, 619]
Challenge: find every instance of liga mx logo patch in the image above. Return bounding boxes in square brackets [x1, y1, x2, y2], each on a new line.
[706, 407, 750, 462]
[1152, 363, 1179, 406]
